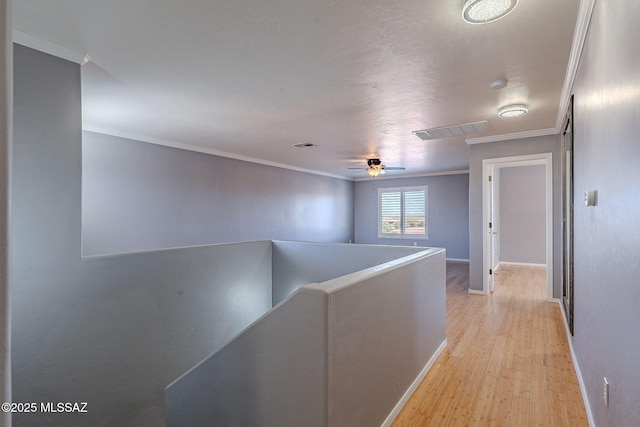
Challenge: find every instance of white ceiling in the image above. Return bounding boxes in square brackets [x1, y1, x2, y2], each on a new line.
[13, 0, 581, 179]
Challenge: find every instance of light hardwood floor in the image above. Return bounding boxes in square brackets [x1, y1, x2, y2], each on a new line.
[392, 262, 588, 427]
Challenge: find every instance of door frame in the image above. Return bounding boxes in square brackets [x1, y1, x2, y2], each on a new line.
[482, 153, 553, 300]
[487, 164, 497, 293]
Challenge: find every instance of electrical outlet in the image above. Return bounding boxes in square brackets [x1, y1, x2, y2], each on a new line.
[603, 377, 609, 407]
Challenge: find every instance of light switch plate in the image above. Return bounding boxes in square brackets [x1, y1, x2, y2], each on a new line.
[584, 190, 597, 206]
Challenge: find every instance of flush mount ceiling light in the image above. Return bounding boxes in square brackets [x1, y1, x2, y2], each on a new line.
[462, 0, 518, 24]
[498, 104, 528, 118]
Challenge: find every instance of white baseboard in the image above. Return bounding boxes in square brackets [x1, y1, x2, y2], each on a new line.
[468, 289, 485, 295]
[499, 261, 547, 268]
[446, 258, 470, 262]
[381, 339, 448, 427]
[556, 302, 595, 427]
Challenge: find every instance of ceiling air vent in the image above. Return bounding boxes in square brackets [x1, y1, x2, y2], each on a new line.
[292, 142, 317, 148]
[413, 120, 490, 140]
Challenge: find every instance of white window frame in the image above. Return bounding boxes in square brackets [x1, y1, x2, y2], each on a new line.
[377, 185, 428, 239]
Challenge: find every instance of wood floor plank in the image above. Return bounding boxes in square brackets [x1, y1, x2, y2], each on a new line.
[391, 262, 588, 427]
[468, 373, 499, 427]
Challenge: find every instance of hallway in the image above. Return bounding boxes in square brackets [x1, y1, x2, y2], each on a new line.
[393, 262, 588, 426]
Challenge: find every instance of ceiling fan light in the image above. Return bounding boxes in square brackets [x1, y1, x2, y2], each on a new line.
[367, 167, 381, 177]
[462, 0, 518, 24]
[498, 104, 528, 118]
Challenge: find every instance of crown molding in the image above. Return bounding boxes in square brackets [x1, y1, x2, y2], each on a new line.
[465, 128, 558, 145]
[466, 0, 596, 146]
[353, 169, 469, 182]
[13, 30, 91, 65]
[82, 126, 351, 181]
[555, 0, 597, 130]
[84, 127, 470, 182]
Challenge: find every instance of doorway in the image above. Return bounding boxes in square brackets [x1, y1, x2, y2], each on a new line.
[482, 153, 553, 299]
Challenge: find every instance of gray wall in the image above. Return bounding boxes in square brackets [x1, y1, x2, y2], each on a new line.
[12, 44, 275, 427]
[167, 287, 329, 427]
[166, 247, 446, 427]
[570, 0, 640, 425]
[354, 174, 469, 260]
[272, 241, 424, 305]
[323, 249, 445, 426]
[499, 165, 546, 264]
[82, 131, 354, 256]
[469, 134, 561, 295]
[1, 1, 11, 423]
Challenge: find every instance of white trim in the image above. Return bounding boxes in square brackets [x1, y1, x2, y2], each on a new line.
[82, 127, 351, 181]
[482, 153, 553, 300]
[466, 128, 557, 145]
[555, 0, 597, 131]
[488, 158, 549, 169]
[354, 169, 469, 181]
[13, 30, 91, 65]
[446, 258, 470, 263]
[381, 339, 448, 427]
[557, 302, 596, 427]
[499, 261, 546, 268]
[468, 289, 486, 295]
[86, 126, 470, 182]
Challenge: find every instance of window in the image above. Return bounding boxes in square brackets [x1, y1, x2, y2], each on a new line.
[378, 186, 428, 239]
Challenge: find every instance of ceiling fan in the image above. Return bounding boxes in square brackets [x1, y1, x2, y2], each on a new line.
[348, 158, 406, 177]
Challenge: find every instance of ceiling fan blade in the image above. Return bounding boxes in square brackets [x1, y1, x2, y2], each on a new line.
[347, 167, 367, 170]
[383, 167, 406, 170]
